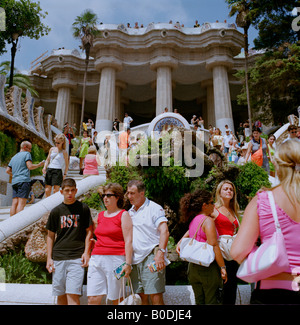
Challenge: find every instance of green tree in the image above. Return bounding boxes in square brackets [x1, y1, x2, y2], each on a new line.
[0, 60, 39, 97]
[251, 0, 299, 50]
[72, 9, 100, 132]
[235, 42, 300, 124]
[226, 0, 255, 132]
[0, 0, 50, 87]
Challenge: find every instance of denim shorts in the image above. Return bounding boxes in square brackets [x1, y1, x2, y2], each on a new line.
[12, 182, 31, 199]
[52, 258, 85, 296]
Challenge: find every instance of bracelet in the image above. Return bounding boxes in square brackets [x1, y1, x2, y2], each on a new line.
[221, 266, 226, 270]
[125, 263, 133, 269]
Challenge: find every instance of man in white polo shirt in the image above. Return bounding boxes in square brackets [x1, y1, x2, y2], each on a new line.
[127, 180, 169, 305]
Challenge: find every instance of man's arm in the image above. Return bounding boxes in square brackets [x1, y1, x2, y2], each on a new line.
[26, 160, 44, 170]
[81, 225, 94, 267]
[154, 222, 169, 271]
[6, 166, 12, 176]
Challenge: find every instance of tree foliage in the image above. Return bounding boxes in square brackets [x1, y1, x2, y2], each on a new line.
[0, 0, 50, 55]
[235, 42, 300, 124]
[0, 60, 39, 97]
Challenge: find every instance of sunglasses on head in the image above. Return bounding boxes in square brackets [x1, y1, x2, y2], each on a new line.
[102, 193, 116, 199]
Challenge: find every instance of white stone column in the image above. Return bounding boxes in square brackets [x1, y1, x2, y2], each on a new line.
[156, 66, 173, 115]
[115, 80, 127, 121]
[150, 57, 178, 116]
[52, 72, 77, 130]
[55, 87, 71, 130]
[94, 58, 122, 132]
[201, 80, 216, 128]
[212, 65, 234, 133]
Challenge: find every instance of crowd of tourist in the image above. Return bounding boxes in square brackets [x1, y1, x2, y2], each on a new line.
[5, 110, 300, 306]
[42, 137, 300, 306]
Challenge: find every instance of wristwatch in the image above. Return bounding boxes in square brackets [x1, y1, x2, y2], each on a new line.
[158, 248, 166, 254]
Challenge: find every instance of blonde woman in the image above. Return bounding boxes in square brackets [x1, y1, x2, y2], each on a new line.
[211, 180, 240, 305]
[231, 139, 300, 304]
[43, 134, 69, 197]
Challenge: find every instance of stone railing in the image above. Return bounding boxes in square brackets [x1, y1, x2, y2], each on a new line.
[0, 75, 54, 151]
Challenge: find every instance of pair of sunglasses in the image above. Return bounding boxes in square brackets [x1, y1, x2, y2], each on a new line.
[101, 193, 116, 199]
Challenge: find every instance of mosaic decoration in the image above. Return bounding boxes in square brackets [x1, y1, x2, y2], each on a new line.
[153, 116, 185, 133]
[31, 180, 45, 198]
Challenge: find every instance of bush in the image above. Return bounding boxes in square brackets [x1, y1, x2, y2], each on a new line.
[0, 249, 51, 284]
[142, 165, 189, 211]
[0, 131, 17, 165]
[82, 189, 106, 211]
[30, 143, 47, 176]
[234, 162, 271, 208]
[106, 163, 142, 192]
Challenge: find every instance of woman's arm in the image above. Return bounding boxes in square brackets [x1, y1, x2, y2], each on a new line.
[203, 218, 227, 283]
[63, 150, 69, 179]
[230, 196, 259, 264]
[121, 211, 133, 277]
[42, 148, 53, 175]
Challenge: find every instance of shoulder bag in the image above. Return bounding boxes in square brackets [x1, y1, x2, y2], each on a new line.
[236, 191, 290, 283]
[118, 276, 142, 305]
[251, 138, 263, 167]
[180, 216, 215, 267]
[218, 215, 240, 261]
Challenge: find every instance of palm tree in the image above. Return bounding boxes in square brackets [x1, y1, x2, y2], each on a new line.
[0, 61, 39, 97]
[72, 9, 100, 133]
[226, 0, 254, 132]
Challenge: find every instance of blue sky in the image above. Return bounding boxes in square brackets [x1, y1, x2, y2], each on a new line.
[1, 0, 259, 72]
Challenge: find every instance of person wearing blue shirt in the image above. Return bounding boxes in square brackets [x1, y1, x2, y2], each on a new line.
[6, 141, 44, 216]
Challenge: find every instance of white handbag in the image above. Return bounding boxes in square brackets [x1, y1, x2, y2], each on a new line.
[180, 216, 215, 267]
[118, 276, 142, 305]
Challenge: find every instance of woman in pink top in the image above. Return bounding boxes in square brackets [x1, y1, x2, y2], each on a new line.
[83, 146, 101, 176]
[231, 139, 300, 304]
[177, 189, 227, 305]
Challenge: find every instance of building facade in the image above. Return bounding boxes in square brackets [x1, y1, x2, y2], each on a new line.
[31, 21, 248, 134]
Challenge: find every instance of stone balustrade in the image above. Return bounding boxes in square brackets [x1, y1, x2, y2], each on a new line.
[0, 75, 54, 150]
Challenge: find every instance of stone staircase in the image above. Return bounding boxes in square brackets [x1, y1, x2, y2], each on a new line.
[0, 165, 106, 222]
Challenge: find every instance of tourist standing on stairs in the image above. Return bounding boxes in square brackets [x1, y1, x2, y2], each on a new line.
[43, 134, 69, 198]
[79, 130, 92, 174]
[6, 141, 44, 216]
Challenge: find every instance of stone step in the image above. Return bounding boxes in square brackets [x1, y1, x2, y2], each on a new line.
[0, 283, 252, 305]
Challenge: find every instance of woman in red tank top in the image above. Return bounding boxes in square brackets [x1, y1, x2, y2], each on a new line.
[87, 183, 133, 305]
[211, 180, 240, 305]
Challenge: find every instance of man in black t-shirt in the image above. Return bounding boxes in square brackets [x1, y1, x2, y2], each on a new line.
[46, 178, 93, 305]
